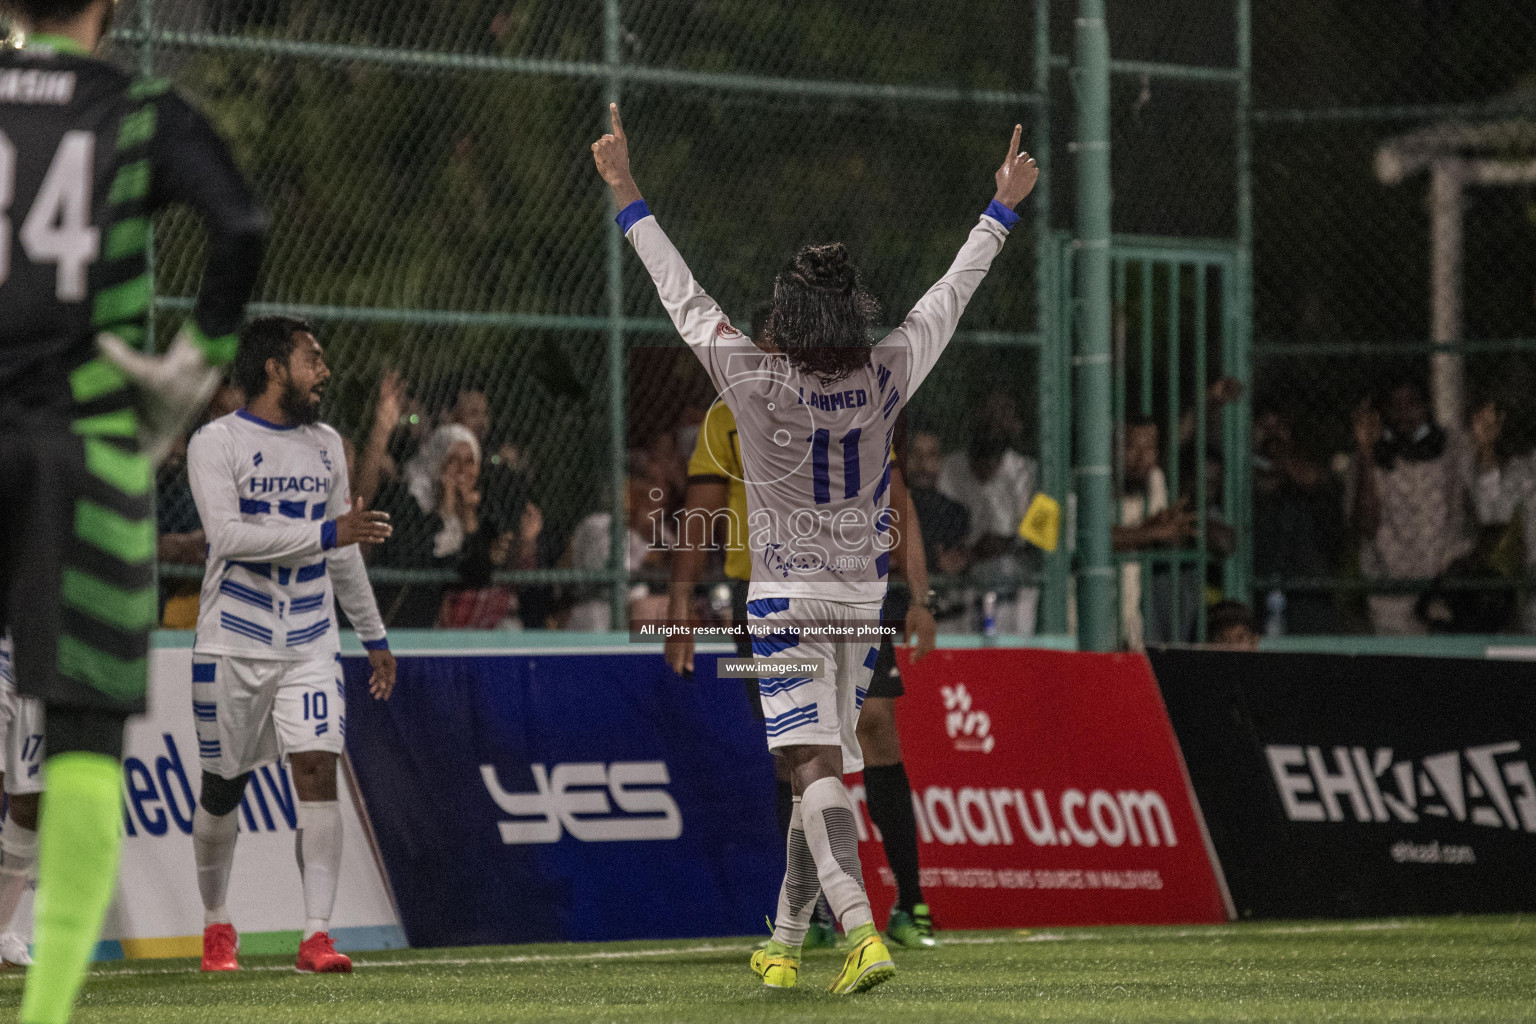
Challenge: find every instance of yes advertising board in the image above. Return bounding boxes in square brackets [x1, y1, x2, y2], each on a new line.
[338, 650, 782, 947]
[850, 649, 1231, 928]
[1148, 648, 1536, 918]
[105, 646, 402, 958]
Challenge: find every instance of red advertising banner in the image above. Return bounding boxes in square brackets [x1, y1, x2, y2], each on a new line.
[849, 648, 1231, 928]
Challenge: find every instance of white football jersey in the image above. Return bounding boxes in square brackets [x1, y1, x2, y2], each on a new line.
[187, 410, 386, 661]
[624, 205, 1013, 605]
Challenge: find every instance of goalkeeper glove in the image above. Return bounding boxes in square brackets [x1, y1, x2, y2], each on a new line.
[97, 326, 224, 467]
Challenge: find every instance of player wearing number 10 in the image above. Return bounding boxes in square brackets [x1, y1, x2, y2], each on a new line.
[594, 103, 1037, 994]
[0, 1, 265, 1022]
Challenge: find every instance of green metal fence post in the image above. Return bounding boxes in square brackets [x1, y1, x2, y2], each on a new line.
[1227, 0, 1254, 604]
[1073, 0, 1117, 651]
[1035, 0, 1068, 635]
[605, 0, 629, 629]
[139, 0, 155, 354]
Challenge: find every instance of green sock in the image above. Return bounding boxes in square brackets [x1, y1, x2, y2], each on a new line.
[21, 753, 124, 1024]
[763, 938, 801, 960]
[847, 922, 878, 945]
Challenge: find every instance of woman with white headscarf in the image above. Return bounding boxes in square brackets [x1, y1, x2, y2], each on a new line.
[374, 423, 491, 626]
[401, 423, 482, 559]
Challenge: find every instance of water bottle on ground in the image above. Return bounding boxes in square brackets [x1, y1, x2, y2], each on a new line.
[1265, 589, 1286, 638]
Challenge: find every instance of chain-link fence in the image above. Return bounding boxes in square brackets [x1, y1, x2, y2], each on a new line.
[1251, 0, 1536, 636]
[70, 0, 1050, 630]
[16, 0, 1529, 638]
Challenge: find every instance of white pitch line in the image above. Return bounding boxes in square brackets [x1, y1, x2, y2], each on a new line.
[1018, 920, 1419, 943]
[68, 919, 1435, 980]
[84, 941, 760, 978]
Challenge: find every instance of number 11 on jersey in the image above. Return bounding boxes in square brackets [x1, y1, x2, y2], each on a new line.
[809, 428, 863, 505]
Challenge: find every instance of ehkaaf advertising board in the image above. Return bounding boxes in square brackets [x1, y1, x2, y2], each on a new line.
[1149, 648, 1536, 918]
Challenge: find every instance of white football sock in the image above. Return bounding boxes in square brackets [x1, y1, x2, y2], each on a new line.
[800, 776, 873, 932]
[192, 804, 239, 927]
[770, 798, 820, 948]
[295, 800, 341, 939]
[0, 812, 37, 931]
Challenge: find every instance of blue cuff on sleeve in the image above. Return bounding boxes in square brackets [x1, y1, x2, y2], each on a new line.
[983, 199, 1021, 229]
[615, 199, 651, 234]
[321, 520, 338, 551]
[362, 637, 390, 651]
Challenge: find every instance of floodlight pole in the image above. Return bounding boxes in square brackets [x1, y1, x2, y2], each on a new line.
[1073, 0, 1117, 651]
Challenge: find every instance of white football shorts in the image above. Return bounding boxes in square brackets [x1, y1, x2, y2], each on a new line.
[747, 597, 882, 774]
[0, 638, 45, 796]
[192, 653, 346, 779]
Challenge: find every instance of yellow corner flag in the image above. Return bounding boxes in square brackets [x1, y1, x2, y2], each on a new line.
[1019, 493, 1061, 552]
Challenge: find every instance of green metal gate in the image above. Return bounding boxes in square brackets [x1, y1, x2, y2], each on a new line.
[1045, 235, 1251, 645]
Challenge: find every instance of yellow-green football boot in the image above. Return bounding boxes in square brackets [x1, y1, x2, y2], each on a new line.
[750, 939, 800, 989]
[886, 903, 938, 948]
[828, 924, 895, 995]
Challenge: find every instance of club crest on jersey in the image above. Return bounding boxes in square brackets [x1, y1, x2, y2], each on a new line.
[716, 321, 742, 339]
[252, 452, 263, 467]
[319, 448, 333, 472]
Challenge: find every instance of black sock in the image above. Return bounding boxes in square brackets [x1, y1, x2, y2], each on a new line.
[47, 707, 126, 758]
[863, 761, 923, 912]
[774, 778, 795, 840]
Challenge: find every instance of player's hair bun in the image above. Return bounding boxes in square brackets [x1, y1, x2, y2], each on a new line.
[769, 242, 880, 386]
[787, 243, 858, 296]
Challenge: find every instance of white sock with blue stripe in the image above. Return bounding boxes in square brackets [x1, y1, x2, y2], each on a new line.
[800, 777, 874, 932]
[0, 813, 36, 934]
[295, 800, 341, 939]
[193, 804, 238, 927]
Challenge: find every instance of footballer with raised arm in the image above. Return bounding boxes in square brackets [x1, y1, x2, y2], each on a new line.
[187, 316, 395, 975]
[595, 102, 1036, 994]
[0, 2, 264, 1020]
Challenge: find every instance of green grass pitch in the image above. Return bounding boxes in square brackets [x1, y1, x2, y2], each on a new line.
[1, 917, 1530, 1023]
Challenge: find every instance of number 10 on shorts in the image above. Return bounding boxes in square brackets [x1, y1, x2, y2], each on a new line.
[302, 692, 328, 721]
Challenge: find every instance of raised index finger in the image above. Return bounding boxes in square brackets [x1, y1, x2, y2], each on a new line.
[1006, 123, 1021, 161]
[610, 102, 625, 138]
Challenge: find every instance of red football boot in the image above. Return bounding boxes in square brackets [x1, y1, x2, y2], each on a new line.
[201, 923, 239, 972]
[295, 931, 353, 974]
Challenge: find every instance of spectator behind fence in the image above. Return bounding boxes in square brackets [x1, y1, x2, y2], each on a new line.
[374, 424, 487, 626]
[563, 473, 671, 631]
[442, 382, 549, 626]
[1252, 404, 1344, 634]
[1414, 525, 1519, 634]
[1346, 377, 1474, 635]
[907, 428, 972, 623]
[444, 386, 543, 545]
[936, 392, 1041, 634]
[1206, 600, 1260, 650]
[1469, 395, 1536, 630]
[353, 369, 408, 512]
[1174, 377, 1242, 562]
[1113, 415, 1197, 649]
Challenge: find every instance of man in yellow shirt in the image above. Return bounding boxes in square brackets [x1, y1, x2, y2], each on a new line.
[665, 399, 939, 949]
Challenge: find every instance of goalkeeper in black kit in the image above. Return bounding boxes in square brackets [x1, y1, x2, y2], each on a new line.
[0, 1, 264, 1021]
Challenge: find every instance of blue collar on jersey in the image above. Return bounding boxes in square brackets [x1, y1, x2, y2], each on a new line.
[21, 33, 90, 56]
[236, 409, 298, 431]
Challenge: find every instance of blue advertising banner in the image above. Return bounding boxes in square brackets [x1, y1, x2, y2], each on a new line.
[341, 650, 781, 947]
